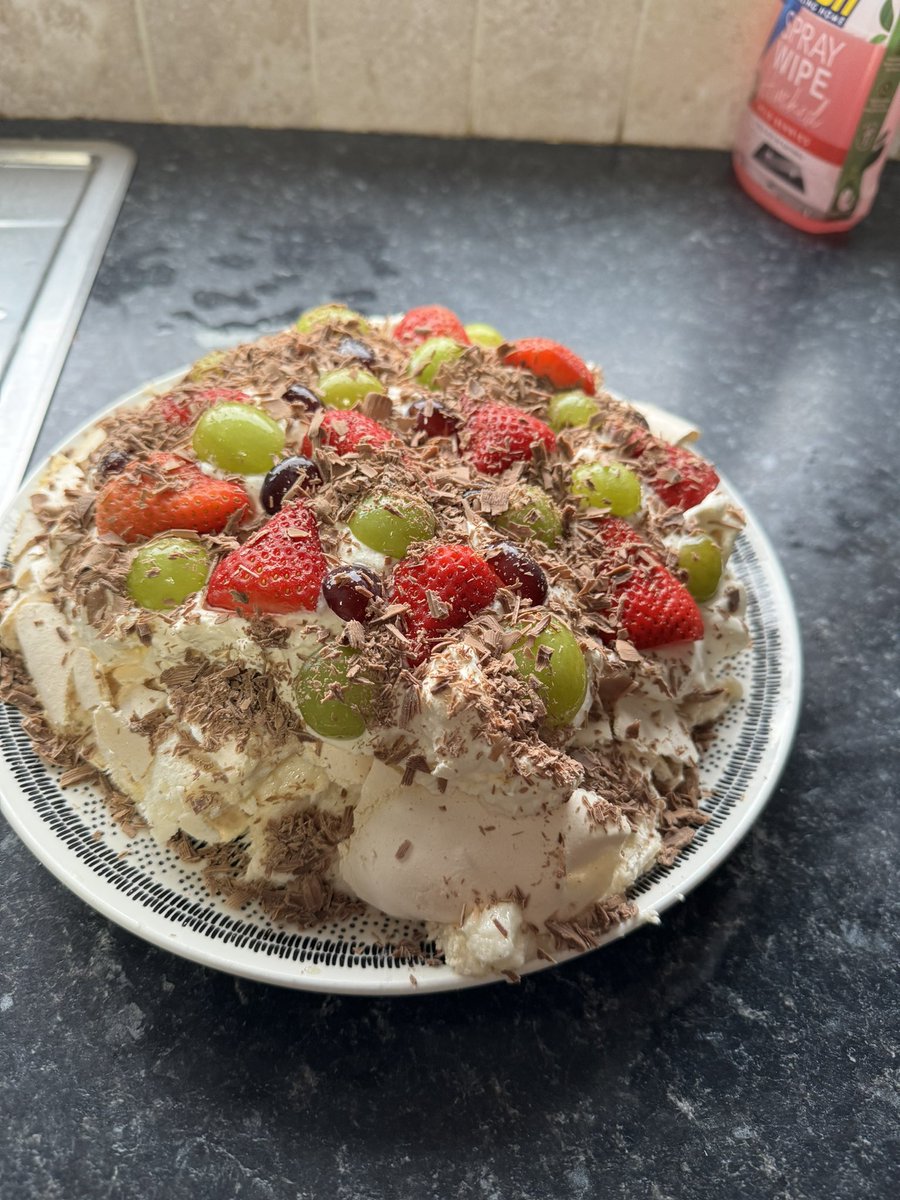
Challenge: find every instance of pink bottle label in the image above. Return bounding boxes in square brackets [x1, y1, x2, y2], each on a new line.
[755, 20, 881, 161]
[734, 0, 900, 227]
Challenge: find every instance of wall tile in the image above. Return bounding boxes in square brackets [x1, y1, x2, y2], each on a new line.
[0, 0, 155, 121]
[4, 0, 889, 157]
[471, 0, 644, 143]
[142, 0, 315, 128]
[312, 0, 478, 136]
[622, 0, 776, 149]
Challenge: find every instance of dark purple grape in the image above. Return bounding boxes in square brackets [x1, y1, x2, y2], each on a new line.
[408, 396, 459, 438]
[260, 456, 322, 514]
[97, 449, 130, 477]
[282, 383, 322, 412]
[337, 336, 376, 367]
[322, 565, 383, 622]
[487, 543, 548, 606]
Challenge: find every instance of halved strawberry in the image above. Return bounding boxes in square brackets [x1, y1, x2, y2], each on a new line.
[152, 387, 250, 427]
[463, 402, 556, 476]
[648, 444, 719, 511]
[616, 565, 704, 650]
[392, 305, 470, 347]
[95, 453, 249, 543]
[301, 409, 395, 457]
[623, 433, 719, 511]
[206, 503, 327, 615]
[596, 514, 643, 550]
[503, 338, 595, 395]
[597, 517, 703, 650]
[390, 544, 501, 663]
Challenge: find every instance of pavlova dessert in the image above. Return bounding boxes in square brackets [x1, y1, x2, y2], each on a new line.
[0, 304, 747, 977]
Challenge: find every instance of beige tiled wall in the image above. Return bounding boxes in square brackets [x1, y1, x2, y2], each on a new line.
[314, 0, 478, 136]
[0, 0, 897, 157]
[141, 1, 317, 129]
[623, 0, 776, 148]
[470, 0, 643, 143]
[0, 0, 155, 123]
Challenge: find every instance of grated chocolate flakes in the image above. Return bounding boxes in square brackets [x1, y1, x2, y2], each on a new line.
[0, 312, 747, 965]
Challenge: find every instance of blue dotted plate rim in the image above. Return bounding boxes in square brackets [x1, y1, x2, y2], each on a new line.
[0, 374, 803, 995]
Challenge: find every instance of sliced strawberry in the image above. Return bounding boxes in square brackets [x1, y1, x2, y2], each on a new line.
[648, 444, 719, 510]
[152, 387, 250, 427]
[616, 565, 704, 650]
[301, 409, 395, 457]
[596, 516, 702, 650]
[596, 515, 643, 550]
[390, 545, 501, 663]
[463, 402, 556, 476]
[503, 337, 595, 395]
[392, 305, 470, 347]
[623, 432, 719, 511]
[95, 453, 249, 543]
[617, 427, 653, 460]
[206, 503, 327, 616]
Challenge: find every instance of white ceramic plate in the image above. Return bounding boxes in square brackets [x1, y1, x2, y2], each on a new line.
[0, 374, 802, 995]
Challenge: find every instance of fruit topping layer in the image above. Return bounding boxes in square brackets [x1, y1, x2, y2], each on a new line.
[0, 304, 748, 977]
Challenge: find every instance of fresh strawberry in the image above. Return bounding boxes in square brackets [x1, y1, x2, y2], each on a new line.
[206, 503, 327, 615]
[597, 515, 643, 550]
[152, 387, 249, 427]
[95, 453, 249, 543]
[463, 402, 557, 476]
[616, 426, 653, 461]
[391, 545, 501, 663]
[597, 517, 703, 650]
[503, 338, 595, 395]
[648, 444, 719, 510]
[616, 565, 704, 650]
[392, 305, 470, 347]
[622, 432, 719, 511]
[301, 409, 395, 457]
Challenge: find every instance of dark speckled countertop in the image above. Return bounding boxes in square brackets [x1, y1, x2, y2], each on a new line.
[1, 121, 897, 1200]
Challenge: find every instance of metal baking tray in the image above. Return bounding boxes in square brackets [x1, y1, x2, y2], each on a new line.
[0, 140, 135, 513]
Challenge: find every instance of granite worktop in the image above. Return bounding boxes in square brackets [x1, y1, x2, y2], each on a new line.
[0, 121, 897, 1200]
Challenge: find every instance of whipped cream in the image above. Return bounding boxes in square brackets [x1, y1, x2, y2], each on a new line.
[0, 320, 750, 977]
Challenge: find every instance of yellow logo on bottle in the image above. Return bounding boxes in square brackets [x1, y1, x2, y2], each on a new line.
[799, 0, 860, 24]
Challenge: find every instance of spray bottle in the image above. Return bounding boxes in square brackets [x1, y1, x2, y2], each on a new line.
[733, 0, 900, 232]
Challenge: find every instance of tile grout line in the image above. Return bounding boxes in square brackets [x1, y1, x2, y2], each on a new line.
[616, 0, 652, 144]
[132, 0, 163, 121]
[308, 0, 322, 129]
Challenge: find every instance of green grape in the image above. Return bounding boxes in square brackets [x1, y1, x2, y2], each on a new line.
[294, 648, 374, 739]
[127, 537, 209, 611]
[317, 367, 385, 410]
[547, 389, 600, 432]
[407, 337, 465, 388]
[464, 322, 504, 348]
[493, 484, 563, 547]
[185, 350, 226, 383]
[511, 617, 587, 727]
[678, 534, 722, 602]
[296, 303, 370, 334]
[192, 402, 285, 474]
[349, 494, 436, 559]
[571, 462, 641, 517]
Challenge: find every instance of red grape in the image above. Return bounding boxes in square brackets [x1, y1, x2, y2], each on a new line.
[487, 543, 548, 606]
[260, 456, 322, 514]
[322, 565, 383, 622]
